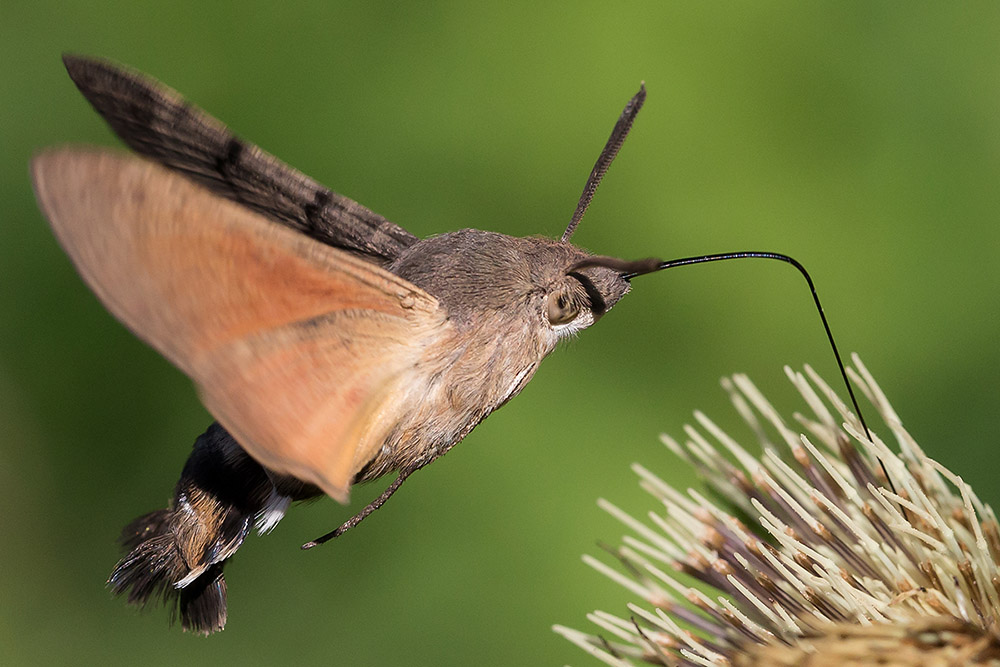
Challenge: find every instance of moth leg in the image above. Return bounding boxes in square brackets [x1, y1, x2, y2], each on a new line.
[301, 465, 422, 549]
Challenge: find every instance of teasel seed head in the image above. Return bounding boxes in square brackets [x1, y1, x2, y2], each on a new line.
[554, 355, 1000, 666]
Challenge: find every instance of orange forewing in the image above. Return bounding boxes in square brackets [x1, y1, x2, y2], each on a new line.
[32, 149, 447, 501]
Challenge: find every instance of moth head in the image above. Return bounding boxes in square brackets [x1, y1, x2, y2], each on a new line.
[392, 83, 655, 339]
[535, 81, 654, 338]
[389, 231, 651, 337]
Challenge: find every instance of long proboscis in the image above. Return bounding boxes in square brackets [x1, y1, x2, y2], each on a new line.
[579, 250, 891, 487]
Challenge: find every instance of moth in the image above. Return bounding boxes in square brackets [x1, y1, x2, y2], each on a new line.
[32, 56, 864, 636]
[31, 56, 660, 635]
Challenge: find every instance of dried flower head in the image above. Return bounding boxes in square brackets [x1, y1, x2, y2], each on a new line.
[555, 354, 1000, 666]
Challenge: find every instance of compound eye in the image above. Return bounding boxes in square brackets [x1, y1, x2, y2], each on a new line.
[546, 290, 580, 325]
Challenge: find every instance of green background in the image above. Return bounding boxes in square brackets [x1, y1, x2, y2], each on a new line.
[3, 3, 999, 665]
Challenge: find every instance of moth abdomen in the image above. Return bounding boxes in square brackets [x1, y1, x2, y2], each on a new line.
[108, 423, 309, 635]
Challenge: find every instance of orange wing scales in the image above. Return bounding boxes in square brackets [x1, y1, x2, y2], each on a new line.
[32, 148, 447, 502]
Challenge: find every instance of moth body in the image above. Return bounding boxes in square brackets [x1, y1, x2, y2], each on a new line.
[33, 55, 645, 634]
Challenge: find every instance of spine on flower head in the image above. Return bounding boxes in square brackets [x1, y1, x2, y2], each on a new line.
[556, 356, 1000, 665]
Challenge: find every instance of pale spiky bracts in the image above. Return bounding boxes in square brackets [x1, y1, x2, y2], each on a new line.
[555, 355, 1000, 666]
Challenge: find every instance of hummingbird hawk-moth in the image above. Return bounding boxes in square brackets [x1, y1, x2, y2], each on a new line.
[32, 55, 862, 635]
[31, 55, 662, 635]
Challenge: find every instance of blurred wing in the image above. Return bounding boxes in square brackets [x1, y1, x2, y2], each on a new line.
[32, 148, 447, 502]
[61, 54, 417, 264]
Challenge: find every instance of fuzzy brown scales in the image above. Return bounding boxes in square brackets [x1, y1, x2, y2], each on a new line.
[354, 230, 628, 481]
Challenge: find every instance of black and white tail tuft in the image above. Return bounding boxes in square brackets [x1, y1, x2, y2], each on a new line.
[107, 423, 308, 635]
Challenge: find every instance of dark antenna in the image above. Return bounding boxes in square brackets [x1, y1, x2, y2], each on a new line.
[562, 84, 646, 242]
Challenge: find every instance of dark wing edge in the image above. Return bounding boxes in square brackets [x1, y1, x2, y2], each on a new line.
[61, 54, 418, 264]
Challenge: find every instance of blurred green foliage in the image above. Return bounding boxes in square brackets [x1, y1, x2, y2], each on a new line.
[2, 2, 999, 665]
